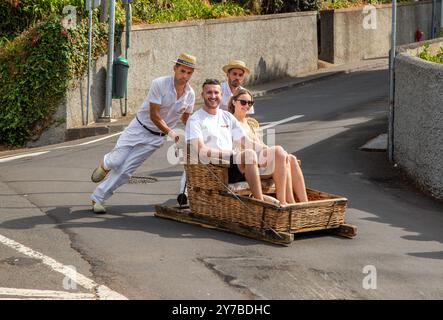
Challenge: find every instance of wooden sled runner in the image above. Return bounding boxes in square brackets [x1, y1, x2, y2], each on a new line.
[155, 161, 357, 246]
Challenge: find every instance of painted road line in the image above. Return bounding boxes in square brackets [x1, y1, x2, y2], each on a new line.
[0, 234, 127, 300]
[55, 131, 122, 148]
[0, 132, 122, 163]
[0, 151, 50, 163]
[0, 288, 95, 299]
[260, 114, 304, 130]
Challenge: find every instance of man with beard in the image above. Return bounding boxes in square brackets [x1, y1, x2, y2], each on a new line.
[219, 60, 254, 114]
[185, 79, 289, 204]
[90, 53, 197, 213]
[176, 61, 253, 204]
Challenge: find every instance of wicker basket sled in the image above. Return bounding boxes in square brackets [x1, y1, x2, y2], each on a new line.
[155, 160, 357, 245]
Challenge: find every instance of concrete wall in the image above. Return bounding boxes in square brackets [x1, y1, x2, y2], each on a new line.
[62, 11, 317, 130]
[320, 1, 441, 64]
[393, 38, 443, 201]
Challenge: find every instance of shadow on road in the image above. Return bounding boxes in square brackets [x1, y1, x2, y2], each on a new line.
[294, 116, 443, 260]
[0, 204, 280, 247]
[2, 115, 443, 254]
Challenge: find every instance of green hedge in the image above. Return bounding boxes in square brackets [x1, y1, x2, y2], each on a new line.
[418, 43, 443, 64]
[321, 0, 412, 10]
[131, 0, 245, 23]
[0, 0, 86, 44]
[0, 16, 108, 146]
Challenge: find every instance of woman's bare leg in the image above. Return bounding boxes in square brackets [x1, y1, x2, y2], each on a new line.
[289, 154, 308, 202]
[285, 159, 296, 204]
[267, 146, 288, 204]
[237, 150, 263, 201]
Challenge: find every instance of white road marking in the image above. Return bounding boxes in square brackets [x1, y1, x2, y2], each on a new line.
[0, 288, 95, 300]
[0, 132, 122, 163]
[0, 234, 127, 300]
[55, 132, 122, 148]
[0, 151, 50, 163]
[260, 114, 304, 130]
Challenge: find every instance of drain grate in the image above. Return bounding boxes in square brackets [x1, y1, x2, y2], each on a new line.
[128, 175, 158, 184]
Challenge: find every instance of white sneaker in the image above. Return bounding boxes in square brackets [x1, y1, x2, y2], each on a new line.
[92, 201, 106, 214]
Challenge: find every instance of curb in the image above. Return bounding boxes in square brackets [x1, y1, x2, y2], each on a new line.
[65, 122, 129, 142]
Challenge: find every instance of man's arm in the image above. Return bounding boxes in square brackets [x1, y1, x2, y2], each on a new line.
[181, 112, 191, 125]
[149, 103, 172, 134]
[189, 138, 232, 161]
[150, 103, 183, 143]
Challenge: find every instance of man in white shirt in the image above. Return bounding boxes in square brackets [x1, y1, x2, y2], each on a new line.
[219, 60, 254, 114]
[177, 60, 253, 204]
[186, 79, 288, 203]
[90, 53, 197, 213]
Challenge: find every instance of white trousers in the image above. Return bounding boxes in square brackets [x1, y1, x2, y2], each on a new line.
[179, 171, 187, 195]
[91, 118, 165, 204]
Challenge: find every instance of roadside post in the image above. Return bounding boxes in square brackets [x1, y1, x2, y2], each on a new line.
[122, 0, 133, 116]
[432, 0, 437, 38]
[388, 0, 397, 163]
[85, 0, 101, 125]
[102, 0, 116, 122]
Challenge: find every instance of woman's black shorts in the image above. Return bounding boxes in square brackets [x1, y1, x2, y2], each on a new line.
[228, 154, 246, 183]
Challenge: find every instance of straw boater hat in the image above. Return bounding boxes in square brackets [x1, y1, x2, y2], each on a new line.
[222, 60, 250, 75]
[172, 53, 197, 69]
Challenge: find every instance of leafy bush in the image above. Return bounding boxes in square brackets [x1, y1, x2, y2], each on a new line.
[0, 0, 86, 44]
[0, 16, 108, 146]
[232, 0, 320, 14]
[131, 0, 245, 23]
[321, 0, 410, 10]
[418, 43, 443, 64]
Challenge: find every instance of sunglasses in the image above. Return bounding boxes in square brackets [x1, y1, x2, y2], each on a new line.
[236, 99, 254, 107]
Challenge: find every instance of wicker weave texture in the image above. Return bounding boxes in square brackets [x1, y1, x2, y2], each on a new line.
[186, 163, 347, 233]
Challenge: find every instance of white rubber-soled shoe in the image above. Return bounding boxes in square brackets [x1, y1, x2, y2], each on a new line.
[91, 165, 110, 183]
[92, 201, 106, 214]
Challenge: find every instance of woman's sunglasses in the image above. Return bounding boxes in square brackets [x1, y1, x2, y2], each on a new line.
[236, 99, 254, 107]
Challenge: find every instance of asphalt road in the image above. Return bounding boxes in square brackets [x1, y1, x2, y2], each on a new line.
[1, 64, 443, 300]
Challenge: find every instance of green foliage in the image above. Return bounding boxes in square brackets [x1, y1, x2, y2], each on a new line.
[0, 0, 86, 44]
[0, 16, 108, 146]
[418, 43, 443, 64]
[131, 0, 245, 23]
[321, 0, 408, 10]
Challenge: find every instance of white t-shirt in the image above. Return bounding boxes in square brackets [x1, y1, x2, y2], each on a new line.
[186, 108, 246, 151]
[136, 76, 195, 131]
[219, 81, 255, 114]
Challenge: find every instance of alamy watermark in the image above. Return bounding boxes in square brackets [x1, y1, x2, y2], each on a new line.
[61, 5, 77, 30]
[63, 265, 78, 290]
[362, 5, 377, 30]
[362, 265, 377, 290]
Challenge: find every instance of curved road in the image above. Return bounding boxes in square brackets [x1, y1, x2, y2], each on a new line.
[1, 64, 443, 300]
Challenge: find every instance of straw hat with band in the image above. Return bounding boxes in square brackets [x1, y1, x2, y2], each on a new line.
[172, 53, 197, 69]
[222, 60, 250, 75]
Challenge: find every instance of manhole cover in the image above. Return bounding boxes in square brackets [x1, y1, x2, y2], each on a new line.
[128, 175, 158, 184]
